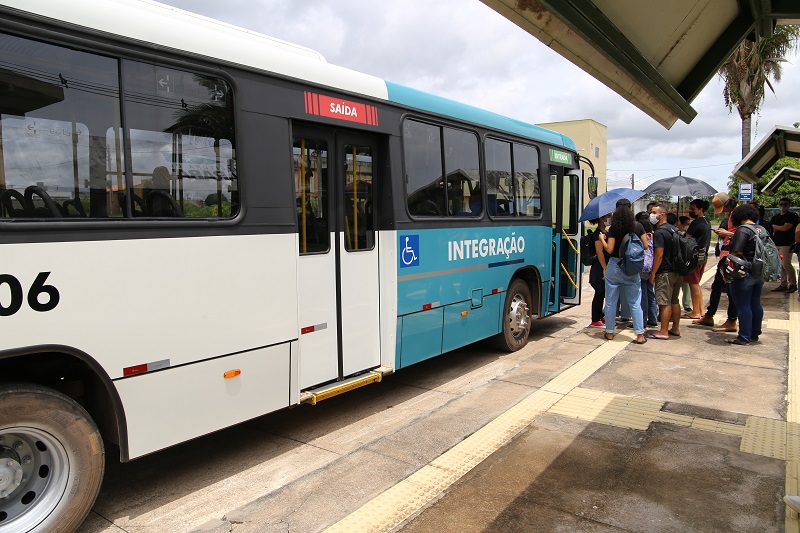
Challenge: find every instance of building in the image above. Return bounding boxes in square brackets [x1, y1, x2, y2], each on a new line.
[537, 119, 607, 205]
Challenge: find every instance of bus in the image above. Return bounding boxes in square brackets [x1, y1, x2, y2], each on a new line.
[0, 0, 583, 530]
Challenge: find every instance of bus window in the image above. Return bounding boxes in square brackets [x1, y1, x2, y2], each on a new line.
[293, 138, 329, 253]
[122, 61, 237, 218]
[443, 128, 480, 217]
[343, 144, 374, 251]
[404, 120, 444, 217]
[0, 32, 123, 219]
[485, 139, 514, 217]
[513, 143, 541, 217]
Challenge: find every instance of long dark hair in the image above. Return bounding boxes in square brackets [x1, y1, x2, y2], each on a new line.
[610, 205, 635, 236]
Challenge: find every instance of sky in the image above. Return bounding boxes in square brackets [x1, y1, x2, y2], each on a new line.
[157, 0, 800, 194]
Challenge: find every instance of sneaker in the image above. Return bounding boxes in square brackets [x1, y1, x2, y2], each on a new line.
[772, 285, 788, 292]
[787, 285, 798, 294]
[646, 321, 659, 327]
[589, 321, 605, 328]
[619, 317, 631, 323]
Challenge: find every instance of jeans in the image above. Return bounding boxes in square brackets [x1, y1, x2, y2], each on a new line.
[640, 279, 658, 325]
[729, 274, 764, 343]
[706, 264, 737, 321]
[605, 258, 644, 335]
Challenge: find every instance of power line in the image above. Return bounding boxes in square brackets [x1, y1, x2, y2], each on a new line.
[608, 161, 739, 172]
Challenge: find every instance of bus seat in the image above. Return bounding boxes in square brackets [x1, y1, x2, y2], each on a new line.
[24, 185, 63, 218]
[1, 189, 30, 218]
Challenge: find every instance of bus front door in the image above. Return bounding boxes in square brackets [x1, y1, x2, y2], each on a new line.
[550, 166, 582, 312]
[293, 127, 381, 390]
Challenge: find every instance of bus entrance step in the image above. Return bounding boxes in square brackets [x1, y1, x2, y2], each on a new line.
[300, 366, 394, 405]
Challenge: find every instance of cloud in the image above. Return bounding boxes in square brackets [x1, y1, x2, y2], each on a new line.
[158, 0, 800, 194]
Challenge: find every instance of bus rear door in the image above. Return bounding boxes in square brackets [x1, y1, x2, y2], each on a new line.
[293, 127, 381, 389]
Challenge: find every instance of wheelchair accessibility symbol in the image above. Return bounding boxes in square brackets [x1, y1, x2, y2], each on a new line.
[400, 235, 419, 268]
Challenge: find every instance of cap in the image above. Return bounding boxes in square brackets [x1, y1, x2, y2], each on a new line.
[712, 192, 729, 215]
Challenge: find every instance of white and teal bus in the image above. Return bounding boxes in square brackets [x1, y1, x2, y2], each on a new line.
[0, 0, 583, 530]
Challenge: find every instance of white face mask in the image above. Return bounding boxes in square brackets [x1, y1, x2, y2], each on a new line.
[602, 217, 611, 227]
[780, 205, 789, 213]
[649, 213, 659, 225]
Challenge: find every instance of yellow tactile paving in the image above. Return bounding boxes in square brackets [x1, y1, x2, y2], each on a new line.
[742, 416, 787, 459]
[328, 261, 799, 533]
[548, 387, 662, 430]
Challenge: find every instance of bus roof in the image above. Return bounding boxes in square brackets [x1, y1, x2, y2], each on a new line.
[1, 0, 576, 150]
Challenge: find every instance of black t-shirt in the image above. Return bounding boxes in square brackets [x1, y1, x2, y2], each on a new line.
[686, 216, 711, 252]
[589, 229, 608, 285]
[769, 210, 799, 246]
[729, 225, 758, 261]
[607, 222, 645, 257]
[653, 222, 678, 273]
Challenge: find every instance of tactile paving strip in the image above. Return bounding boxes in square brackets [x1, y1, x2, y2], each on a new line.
[324, 328, 629, 532]
[548, 387, 662, 430]
[741, 416, 787, 459]
[767, 318, 791, 331]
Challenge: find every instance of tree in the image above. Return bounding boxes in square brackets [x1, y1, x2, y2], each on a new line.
[718, 26, 800, 157]
[729, 156, 800, 206]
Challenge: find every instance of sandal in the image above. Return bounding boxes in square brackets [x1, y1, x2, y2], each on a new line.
[633, 336, 647, 344]
[604, 332, 614, 341]
[726, 338, 749, 346]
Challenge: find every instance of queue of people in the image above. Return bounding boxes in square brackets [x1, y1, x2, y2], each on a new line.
[585, 192, 797, 347]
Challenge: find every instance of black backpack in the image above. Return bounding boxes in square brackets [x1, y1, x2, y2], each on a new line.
[670, 228, 700, 276]
[580, 228, 597, 266]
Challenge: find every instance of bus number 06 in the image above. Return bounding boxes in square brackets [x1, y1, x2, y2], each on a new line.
[0, 272, 60, 316]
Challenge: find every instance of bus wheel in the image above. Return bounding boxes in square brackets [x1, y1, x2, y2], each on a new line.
[0, 383, 104, 533]
[495, 279, 533, 352]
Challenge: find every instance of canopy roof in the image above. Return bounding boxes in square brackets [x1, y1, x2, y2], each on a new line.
[733, 125, 800, 183]
[480, 0, 800, 129]
[761, 167, 800, 195]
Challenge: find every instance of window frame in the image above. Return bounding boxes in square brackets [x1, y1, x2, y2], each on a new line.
[401, 116, 482, 221]
[0, 29, 243, 230]
[484, 135, 544, 221]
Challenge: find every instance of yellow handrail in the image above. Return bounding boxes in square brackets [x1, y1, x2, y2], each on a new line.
[562, 229, 579, 254]
[560, 263, 578, 289]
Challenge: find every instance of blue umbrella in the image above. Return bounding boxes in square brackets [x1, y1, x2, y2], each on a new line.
[579, 188, 645, 222]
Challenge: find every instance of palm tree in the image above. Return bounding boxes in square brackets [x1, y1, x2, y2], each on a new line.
[719, 25, 800, 158]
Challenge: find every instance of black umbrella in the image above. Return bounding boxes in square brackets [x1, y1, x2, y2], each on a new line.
[642, 172, 718, 197]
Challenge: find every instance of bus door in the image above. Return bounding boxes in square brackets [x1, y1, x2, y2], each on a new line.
[549, 166, 582, 311]
[293, 127, 381, 389]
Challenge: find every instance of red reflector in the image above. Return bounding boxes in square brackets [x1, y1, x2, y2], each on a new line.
[123, 364, 147, 377]
[492, 288, 499, 294]
[301, 326, 315, 335]
[422, 303, 432, 310]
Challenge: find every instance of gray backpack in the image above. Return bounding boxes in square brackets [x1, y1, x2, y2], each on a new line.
[742, 224, 781, 282]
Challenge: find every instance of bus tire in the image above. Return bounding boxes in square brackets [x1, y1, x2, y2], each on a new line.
[0, 383, 104, 533]
[494, 279, 533, 352]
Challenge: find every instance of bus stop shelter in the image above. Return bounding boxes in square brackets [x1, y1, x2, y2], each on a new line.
[480, 0, 800, 129]
[732, 125, 800, 191]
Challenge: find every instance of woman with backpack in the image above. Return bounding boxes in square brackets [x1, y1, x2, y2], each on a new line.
[588, 216, 611, 328]
[598, 201, 649, 344]
[636, 212, 659, 327]
[725, 204, 764, 345]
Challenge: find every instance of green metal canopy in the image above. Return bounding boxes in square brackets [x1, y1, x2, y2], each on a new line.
[761, 167, 800, 195]
[480, 0, 800, 129]
[733, 125, 800, 183]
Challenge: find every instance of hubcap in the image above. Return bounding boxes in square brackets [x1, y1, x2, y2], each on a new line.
[508, 293, 529, 338]
[0, 428, 69, 531]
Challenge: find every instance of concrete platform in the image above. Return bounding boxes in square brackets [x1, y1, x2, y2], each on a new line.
[79, 264, 800, 533]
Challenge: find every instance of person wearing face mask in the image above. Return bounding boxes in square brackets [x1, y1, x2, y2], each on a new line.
[682, 198, 711, 319]
[769, 197, 798, 293]
[588, 215, 611, 328]
[647, 204, 683, 340]
[694, 193, 739, 331]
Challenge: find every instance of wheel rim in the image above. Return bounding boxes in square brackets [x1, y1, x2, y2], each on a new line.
[507, 292, 530, 339]
[0, 427, 70, 532]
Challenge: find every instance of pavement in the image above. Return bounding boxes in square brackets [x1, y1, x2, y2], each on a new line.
[79, 262, 800, 533]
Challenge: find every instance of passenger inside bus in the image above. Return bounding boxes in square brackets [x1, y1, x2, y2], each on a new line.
[145, 166, 183, 217]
